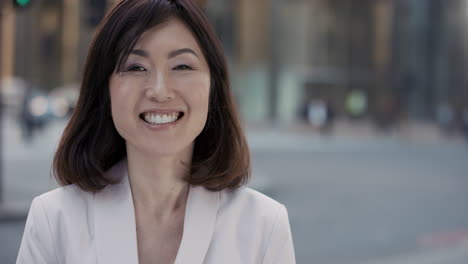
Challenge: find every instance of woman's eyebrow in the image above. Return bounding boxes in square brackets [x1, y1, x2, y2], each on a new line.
[129, 48, 199, 59]
[168, 48, 199, 59]
[130, 49, 149, 58]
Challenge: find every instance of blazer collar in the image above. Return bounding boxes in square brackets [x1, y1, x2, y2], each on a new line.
[94, 159, 219, 264]
[174, 184, 219, 264]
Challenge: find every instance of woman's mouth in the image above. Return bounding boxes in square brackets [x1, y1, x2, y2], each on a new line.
[139, 111, 184, 125]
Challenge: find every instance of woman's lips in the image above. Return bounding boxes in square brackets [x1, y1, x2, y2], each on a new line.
[139, 111, 185, 129]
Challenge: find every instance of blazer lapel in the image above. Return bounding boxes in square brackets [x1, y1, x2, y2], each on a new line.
[174, 185, 219, 264]
[94, 160, 139, 264]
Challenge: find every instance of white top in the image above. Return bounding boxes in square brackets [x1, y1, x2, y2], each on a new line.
[16, 159, 296, 264]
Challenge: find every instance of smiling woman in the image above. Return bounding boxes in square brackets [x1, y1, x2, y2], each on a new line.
[110, 18, 211, 158]
[16, 0, 296, 263]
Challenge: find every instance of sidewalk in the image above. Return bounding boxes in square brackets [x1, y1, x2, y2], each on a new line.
[361, 239, 468, 264]
[246, 119, 466, 152]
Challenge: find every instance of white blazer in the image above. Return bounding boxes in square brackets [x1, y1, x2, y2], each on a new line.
[17, 160, 295, 264]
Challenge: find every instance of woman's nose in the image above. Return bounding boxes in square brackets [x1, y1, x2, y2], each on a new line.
[144, 72, 175, 102]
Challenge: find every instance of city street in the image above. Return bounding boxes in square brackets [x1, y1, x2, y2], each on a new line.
[1, 118, 468, 263]
[251, 140, 468, 264]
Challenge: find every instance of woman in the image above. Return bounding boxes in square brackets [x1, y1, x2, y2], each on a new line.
[17, 0, 295, 263]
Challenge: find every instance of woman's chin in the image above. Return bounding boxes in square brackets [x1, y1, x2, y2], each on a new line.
[128, 141, 194, 160]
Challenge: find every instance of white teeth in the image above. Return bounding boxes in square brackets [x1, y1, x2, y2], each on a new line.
[162, 114, 169, 123]
[143, 112, 179, 125]
[156, 115, 162, 123]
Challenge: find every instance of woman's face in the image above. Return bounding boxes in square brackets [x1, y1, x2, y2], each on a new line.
[109, 17, 210, 157]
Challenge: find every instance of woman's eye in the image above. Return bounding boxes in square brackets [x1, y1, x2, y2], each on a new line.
[127, 65, 146, 72]
[173, 64, 193, 71]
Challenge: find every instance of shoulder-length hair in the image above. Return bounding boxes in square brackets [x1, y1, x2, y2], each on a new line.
[53, 0, 250, 192]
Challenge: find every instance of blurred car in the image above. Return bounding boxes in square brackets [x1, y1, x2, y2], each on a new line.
[48, 83, 79, 119]
[20, 86, 55, 140]
[1, 77, 56, 141]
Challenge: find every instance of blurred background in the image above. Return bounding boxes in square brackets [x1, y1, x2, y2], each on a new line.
[1, 0, 468, 263]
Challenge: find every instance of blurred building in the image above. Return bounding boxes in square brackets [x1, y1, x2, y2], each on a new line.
[223, 0, 468, 126]
[1, 0, 206, 89]
[2, 0, 468, 127]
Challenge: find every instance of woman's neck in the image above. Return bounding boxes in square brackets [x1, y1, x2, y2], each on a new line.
[126, 144, 192, 219]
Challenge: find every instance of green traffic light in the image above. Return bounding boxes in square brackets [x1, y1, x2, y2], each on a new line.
[16, 0, 31, 7]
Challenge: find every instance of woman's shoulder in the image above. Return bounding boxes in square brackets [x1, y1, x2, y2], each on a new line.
[207, 186, 294, 263]
[19, 185, 98, 264]
[32, 184, 93, 215]
[38, 183, 91, 201]
[220, 186, 282, 206]
[218, 186, 287, 222]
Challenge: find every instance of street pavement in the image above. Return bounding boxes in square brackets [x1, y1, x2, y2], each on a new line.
[1, 117, 468, 263]
[252, 142, 468, 264]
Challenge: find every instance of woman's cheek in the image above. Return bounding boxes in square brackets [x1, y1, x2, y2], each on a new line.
[177, 75, 210, 95]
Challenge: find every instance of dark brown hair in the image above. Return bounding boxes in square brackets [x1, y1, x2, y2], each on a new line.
[53, 0, 250, 192]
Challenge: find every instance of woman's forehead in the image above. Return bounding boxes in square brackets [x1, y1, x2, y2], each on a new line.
[133, 17, 202, 54]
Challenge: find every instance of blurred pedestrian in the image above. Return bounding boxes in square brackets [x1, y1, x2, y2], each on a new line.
[462, 107, 468, 140]
[345, 89, 367, 119]
[435, 102, 455, 135]
[16, 1, 295, 263]
[19, 86, 34, 142]
[306, 98, 334, 133]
